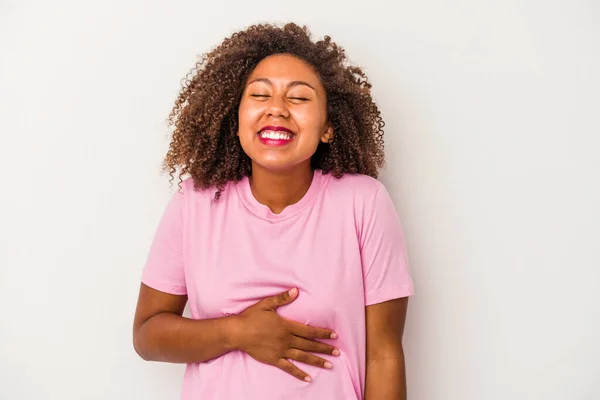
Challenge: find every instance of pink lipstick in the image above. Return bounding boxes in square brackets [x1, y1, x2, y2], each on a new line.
[258, 126, 295, 147]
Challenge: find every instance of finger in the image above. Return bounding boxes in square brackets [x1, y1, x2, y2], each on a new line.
[285, 348, 334, 370]
[276, 358, 312, 382]
[291, 336, 340, 356]
[287, 320, 337, 340]
[265, 288, 298, 310]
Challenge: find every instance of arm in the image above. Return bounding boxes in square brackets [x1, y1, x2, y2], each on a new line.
[133, 283, 238, 363]
[364, 297, 409, 400]
[133, 190, 240, 363]
[135, 188, 339, 372]
[358, 184, 414, 398]
[133, 283, 340, 379]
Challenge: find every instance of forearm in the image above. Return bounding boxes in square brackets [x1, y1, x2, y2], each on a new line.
[364, 349, 407, 400]
[134, 312, 238, 364]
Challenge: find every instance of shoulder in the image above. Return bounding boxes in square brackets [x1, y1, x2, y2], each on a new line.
[322, 172, 399, 226]
[324, 172, 386, 202]
[174, 177, 224, 205]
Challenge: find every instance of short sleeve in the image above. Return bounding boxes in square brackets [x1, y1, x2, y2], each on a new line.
[140, 189, 187, 295]
[360, 184, 414, 306]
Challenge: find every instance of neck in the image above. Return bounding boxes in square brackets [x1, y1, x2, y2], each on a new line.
[249, 162, 314, 214]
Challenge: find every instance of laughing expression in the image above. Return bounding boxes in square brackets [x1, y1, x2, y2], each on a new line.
[237, 53, 333, 172]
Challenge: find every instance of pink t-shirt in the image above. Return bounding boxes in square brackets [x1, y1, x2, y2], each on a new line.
[141, 170, 414, 400]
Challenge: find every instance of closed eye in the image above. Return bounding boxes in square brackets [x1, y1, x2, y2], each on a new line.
[289, 97, 309, 101]
[251, 94, 270, 98]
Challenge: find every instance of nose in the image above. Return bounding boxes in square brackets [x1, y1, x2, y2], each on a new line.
[266, 94, 290, 118]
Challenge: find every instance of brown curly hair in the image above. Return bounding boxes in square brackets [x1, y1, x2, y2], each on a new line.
[164, 22, 385, 199]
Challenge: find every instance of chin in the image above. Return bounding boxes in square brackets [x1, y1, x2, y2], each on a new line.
[251, 156, 309, 172]
[253, 160, 296, 172]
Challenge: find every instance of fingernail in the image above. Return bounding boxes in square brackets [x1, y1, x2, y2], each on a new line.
[289, 288, 298, 296]
[332, 349, 340, 356]
[324, 362, 333, 369]
[304, 376, 312, 382]
[330, 332, 338, 339]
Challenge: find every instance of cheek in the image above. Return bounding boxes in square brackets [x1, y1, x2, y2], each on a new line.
[238, 103, 262, 130]
[296, 107, 327, 135]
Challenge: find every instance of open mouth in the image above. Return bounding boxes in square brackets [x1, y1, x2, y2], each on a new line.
[257, 126, 295, 146]
[258, 130, 293, 140]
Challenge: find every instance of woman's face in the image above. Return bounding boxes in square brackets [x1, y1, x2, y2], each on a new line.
[238, 53, 333, 172]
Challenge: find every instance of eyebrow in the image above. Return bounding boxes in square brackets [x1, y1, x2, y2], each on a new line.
[246, 78, 316, 91]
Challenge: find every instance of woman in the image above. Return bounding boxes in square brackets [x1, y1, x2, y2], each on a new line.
[133, 22, 414, 400]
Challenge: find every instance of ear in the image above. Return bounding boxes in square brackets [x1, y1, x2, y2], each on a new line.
[320, 126, 334, 144]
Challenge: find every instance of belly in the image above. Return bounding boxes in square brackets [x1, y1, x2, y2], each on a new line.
[185, 350, 362, 400]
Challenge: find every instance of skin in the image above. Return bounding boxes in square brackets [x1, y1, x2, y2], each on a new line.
[365, 297, 409, 399]
[133, 285, 339, 370]
[237, 53, 333, 213]
[133, 53, 409, 399]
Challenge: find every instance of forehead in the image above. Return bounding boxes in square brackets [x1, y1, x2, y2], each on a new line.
[247, 54, 323, 89]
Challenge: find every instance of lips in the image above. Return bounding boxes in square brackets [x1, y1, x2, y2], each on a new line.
[258, 125, 295, 145]
[258, 125, 294, 135]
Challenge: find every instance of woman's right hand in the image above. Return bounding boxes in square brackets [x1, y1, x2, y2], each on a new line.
[231, 288, 340, 382]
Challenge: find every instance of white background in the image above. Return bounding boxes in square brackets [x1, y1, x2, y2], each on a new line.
[1, 0, 599, 399]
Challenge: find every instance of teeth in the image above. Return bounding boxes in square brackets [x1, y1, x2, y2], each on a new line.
[260, 130, 292, 140]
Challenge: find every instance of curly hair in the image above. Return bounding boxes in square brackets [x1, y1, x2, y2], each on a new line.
[164, 22, 385, 199]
